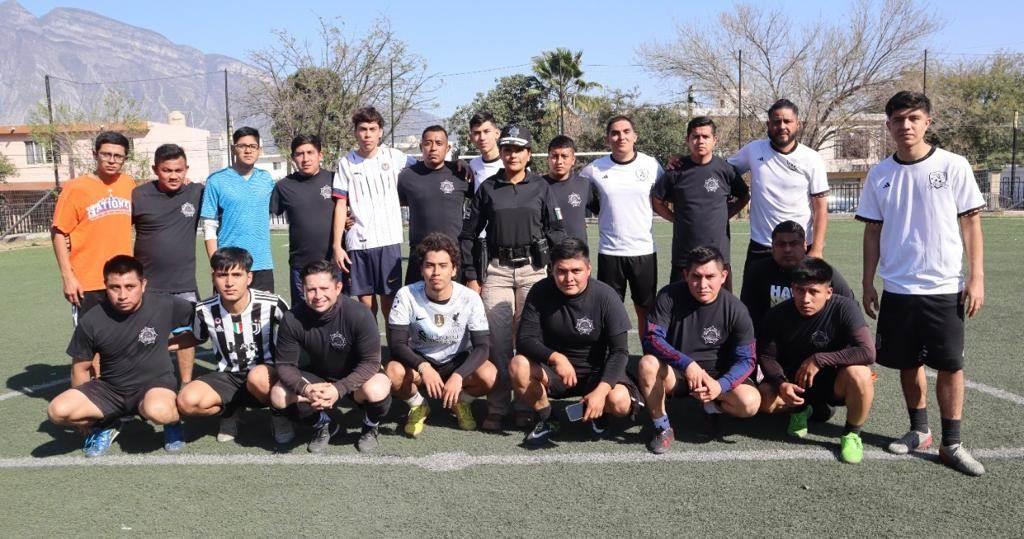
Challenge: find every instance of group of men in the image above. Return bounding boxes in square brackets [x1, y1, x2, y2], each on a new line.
[44, 90, 987, 476]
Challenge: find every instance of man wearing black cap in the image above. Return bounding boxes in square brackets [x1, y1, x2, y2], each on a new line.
[460, 125, 566, 430]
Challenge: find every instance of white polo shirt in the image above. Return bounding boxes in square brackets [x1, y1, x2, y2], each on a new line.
[581, 152, 663, 256]
[856, 146, 985, 295]
[728, 139, 829, 247]
[333, 147, 415, 251]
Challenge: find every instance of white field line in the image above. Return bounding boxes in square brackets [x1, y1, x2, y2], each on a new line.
[1, 447, 1023, 471]
[924, 369, 1024, 406]
[0, 379, 67, 401]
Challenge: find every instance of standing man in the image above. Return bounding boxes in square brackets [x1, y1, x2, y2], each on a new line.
[857, 91, 987, 476]
[729, 99, 829, 273]
[132, 143, 203, 384]
[580, 115, 663, 339]
[652, 117, 749, 286]
[397, 126, 474, 284]
[331, 106, 415, 319]
[544, 135, 599, 246]
[271, 134, 335, 307]
[52, 131, 136, 326]
[467, 112, 504, 283]
[201, 127, 276, 293]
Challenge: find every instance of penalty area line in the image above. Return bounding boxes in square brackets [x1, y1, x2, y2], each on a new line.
[924, 369, 1024, 406]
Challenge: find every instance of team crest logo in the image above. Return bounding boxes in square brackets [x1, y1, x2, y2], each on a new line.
[250, 320, 262, 334]
[434, 314, 445, 327]
[635, 167, 650, 182]
[701, 326, 721, 345]
[567, 192, 582, 207]
[138, 326, 157, 345]
[214, 317, 223, 332]
[928, 171, 948, 189]
[704, 178, 720, 193]
[330, 331, 348, 350]
[575, 317, 594, 335]
[381, 162, 391, 172]
[440, 180, 455, 194]
[180, 202, 196, 218]
[810, 330, 830, 348]
[320, 185, 331, 199]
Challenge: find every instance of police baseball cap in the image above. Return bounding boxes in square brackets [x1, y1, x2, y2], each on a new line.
[498, 125, 532, 149]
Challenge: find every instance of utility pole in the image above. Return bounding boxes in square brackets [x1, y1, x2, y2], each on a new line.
[1012, 110, 1019, 207]
[923, 49, 928, 95]
[389, 58, 396, 147]
[44, 74, 60, 190]
[224, 69, 232, 167]
[737, 49, 743, 149]
[686, 85, 694, 120]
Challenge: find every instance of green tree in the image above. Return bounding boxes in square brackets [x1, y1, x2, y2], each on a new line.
[576, 89, 689, 164]
[448, 74, 549, 154]
[0, 152, 14, 183]
[530, 48, 600, 136]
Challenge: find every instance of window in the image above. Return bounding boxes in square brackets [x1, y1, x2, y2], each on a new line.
[273, 161, 282, 171]
[25, 141, 59, 165]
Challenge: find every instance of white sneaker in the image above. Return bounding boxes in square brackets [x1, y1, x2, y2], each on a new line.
[886, 430, 932, 455]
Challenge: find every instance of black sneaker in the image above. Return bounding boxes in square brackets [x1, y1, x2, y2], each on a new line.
[217, 413, 239, 443]
[647, 426, 674, 454]
[591, 416, 610, 438]
[307, 416, 339, 454]
[356, 425, 380, 453]
[524, 420, 558, 447]
[810, 404, 835, 423]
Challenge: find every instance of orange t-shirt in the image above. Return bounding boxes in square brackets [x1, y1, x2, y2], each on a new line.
[52, 173, 136, 291]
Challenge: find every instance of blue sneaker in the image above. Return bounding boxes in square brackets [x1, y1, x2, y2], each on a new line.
[163, 422, 186, 453]
[83, 427, 119, 458]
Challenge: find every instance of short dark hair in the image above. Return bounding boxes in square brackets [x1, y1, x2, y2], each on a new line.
[605, 114, 635, 135]
[352, 106, 385, 129]
[686, 116, 716, 137]
[290, 134, 322, 154]
[684, 245, 725, 271]
[154, 143, 187, 165]
[469, 111, 498, 130]
[767, 99, 799, 118]
[791, 257, 834, 286]
[771, 220, 807, 241]
[422, 125, 448, 139]
[550, 237, 589, 265]
[210, 247, 253, 273]
[103, 254, 144, 280]
[300, 259, 338, 282]
[547, 135, 577, 152]
[232, 127, 260, 144]
[885, 90, 932, 117]
[414, 232, 460, 268]
[94, 131, 130, 153]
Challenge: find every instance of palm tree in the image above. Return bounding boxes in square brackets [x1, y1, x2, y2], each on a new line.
[531, 48, 601, 135]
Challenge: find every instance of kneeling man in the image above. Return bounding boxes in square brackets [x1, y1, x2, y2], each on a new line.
[48, 255, 194, 457]
[269, 260, 392, 453]
[511, 238, 637, 447]
[757, 258, 875, 464]
[637, 246, 760, 454]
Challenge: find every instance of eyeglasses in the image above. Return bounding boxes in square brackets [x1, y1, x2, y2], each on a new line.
[97, 152, 127, 163]
[233, 143, 260, 152]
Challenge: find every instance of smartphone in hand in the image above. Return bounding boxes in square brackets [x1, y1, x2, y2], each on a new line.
[564, 401, 585, 422]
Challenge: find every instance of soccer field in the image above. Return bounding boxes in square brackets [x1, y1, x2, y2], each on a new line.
[1, 218, 1023, 536]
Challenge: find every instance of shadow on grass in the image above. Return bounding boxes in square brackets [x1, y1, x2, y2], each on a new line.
[5, 363, 71, 401]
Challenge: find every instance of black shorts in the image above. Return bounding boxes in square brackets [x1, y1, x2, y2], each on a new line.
[349, 244, 402, 297]
[539, 362, 641, 403]
[876, 292, 965, 372]
[77, 373, 177, 421]
[71, 289, 108, 327]
[743, 240, 773, 275]
[195, 371, 263, 409]
[250, 269, 275, 294]
[802, 366, 845, 407]
[624, 358, 754, 398]
[597, 253, 657, 308]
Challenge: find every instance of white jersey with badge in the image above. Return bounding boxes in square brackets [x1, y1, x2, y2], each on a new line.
[333, 147, 415, 251]
[581, 152, 663, 256]
[388, 281, 489, 363]
[728, 139, 829, 247]
[856, 147, 984, 295]
[469, 156, 503, 239]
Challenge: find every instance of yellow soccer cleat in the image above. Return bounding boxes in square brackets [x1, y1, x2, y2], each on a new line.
[455, 401, 477, 431]
[404, 401, 431, 438]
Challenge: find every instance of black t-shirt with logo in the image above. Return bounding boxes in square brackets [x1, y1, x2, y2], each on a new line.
[132, 181, 204, 293]
[740, 256, 856, 332]
[397, 161, 473, 248]
[275, 295, 380, 397]
[544, 174, 599, 246]
[66, 293, 195, 388]
[517, 277, 631, 383]
[757, 295, 867, 380]
[270, 169, 336, 267]
[651, 156, 748, 265]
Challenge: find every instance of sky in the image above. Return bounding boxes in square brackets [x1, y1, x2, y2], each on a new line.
[18, 0, 1024, 118]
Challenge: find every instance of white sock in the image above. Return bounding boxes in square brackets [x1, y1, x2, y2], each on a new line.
[703, 402, 723, 415]
[458, 392, 474, 404]
[405, 391, 424, 407]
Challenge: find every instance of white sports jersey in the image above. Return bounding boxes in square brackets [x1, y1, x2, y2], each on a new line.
[469, 156, 503, 239]
[333, 147, 415, 251]
[856, 147, 985, 295]
[728, 139, 829, 247]
[580, 152, 663, 256]
[388, 281, 489, 363]
[193, 290, 288, 372]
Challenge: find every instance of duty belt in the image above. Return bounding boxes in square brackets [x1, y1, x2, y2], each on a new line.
[494, 245, 532, 268]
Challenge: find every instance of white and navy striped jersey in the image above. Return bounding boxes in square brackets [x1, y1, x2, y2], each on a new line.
[193, 289, 289, 372]
[333, 147, 415, 251]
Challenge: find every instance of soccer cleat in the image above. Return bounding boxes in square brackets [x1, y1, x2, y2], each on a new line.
[271, 413, 295, 445]
[697, 412, 723, 442]
[787, 406, 811, 438]
[356, 425, 380, 453]
[839, 432, 864, 464]
[523, 420, 558, 447]
[591, 416, 609, 437]
[939, 444, 986, 476]
[307, 414, 338, 454]
[647, 426, 674, 454]
[454, 401, 477, 431]
[83, 426, 119, 458]
[810, 404, 835, 423]
[886, 430, 933, 455]
[217, 413, 238, 443]
[404, 401, 431, 438]
[163, 422, 186, 453]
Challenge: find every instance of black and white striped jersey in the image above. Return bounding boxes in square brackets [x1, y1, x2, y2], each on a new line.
[193, 289, 289, 372]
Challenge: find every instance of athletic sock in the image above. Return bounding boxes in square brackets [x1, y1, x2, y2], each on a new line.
[703, 402, 723, 415]
[653, 414, 671, 431]
[908, 407, 929, 433]
[843, 422, 863, 436]
[458, 392, 474, 404]
[363, 395, 392, 427]
[536, 405, 552, 424]
[941, 417, 962, 447]
[405, 391, 424, 407]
